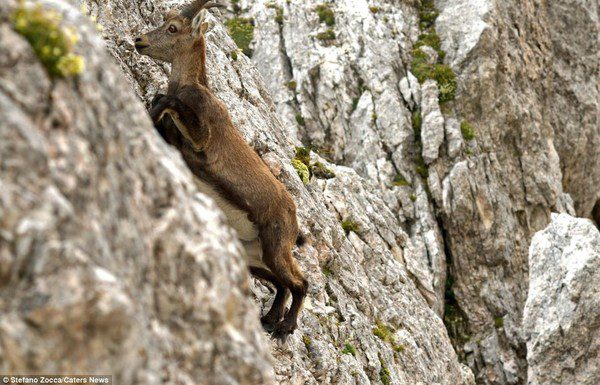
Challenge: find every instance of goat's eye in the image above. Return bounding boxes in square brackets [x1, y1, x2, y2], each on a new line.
[168, 25, 178, 33]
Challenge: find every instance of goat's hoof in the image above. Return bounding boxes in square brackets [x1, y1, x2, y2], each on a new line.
[260, 316, 279, 333]
[271, 320, 296, 341]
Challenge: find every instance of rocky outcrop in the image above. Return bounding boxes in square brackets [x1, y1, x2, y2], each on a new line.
[0, 1, 272, 383]
[523, 213, 600, 385]
[241, 0, 598, 384]
[0, 0, 474, 384]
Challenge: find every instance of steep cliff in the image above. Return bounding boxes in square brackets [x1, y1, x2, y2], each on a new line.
[1, 0, 597, 384]
[0, 0, 474, 384]
[236, 0, 598, 384]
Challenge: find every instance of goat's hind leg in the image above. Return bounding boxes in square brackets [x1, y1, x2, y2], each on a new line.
[249, 267, 289, 332]
[261, 235, 308, 339]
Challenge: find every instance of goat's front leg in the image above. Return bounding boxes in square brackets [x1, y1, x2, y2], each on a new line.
[148, 94, 209, 151]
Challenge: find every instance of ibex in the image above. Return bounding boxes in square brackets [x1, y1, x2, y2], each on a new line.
[134, 0, 308, 337]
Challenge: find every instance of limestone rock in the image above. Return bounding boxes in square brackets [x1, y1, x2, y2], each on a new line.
[523, 213, 600, 385]
[0, 1, 272, 383]
[0, 0, 474, 384]
[245, 1, 598, 384]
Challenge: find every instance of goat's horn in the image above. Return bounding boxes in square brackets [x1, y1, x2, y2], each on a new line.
[180, 0, 210, 19]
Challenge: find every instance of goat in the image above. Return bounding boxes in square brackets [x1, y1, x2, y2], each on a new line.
[135, 0, 308, 338]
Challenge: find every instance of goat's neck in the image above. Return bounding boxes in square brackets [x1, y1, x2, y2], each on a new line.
[168, 39, 208, 94]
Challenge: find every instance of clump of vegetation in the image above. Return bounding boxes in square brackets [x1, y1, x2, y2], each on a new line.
[393, 173, 411, 187]
[373, 318, 404, 353]
[434, 64, 457, 103]
[322, 265, 333, 277]
[302, 335, 312, 350]
[410, 194, 417, 202]
[341, 343, 356, 356]
[419, 8, 439, 30]
[295, 146, 311, 164]
[293, 147, 335, 184]
[341, 219, 360, 234]
[292, 159, 310, 184]
[295, 113, 306, 126]
[443, 275, 471, 360]
[369, 6, 380, 14]
[230, 50, 238, 61]
[293, 146, 311, 184]
[371, 112, 378, 123]
[410, 48, 432, 84]
[315, 4, 335, 26]
[312, 161, 336, 179]
[415, 159, 428, 178]
[461, 121, 476, 140]
[379, 357, 391, 385]
[225, 17, 254, 57]
[373, 319, 393, 341]
[12, 3, 85, 78]
[412, 109, 422, 135]
[286, 80, 297, 91]
[410, 49, 456, 102]
[351, 96, 360, 112]
[414, 31, 441, 52]
[494, 316, 504, 329]
[316, 28, 336, 41]
[266, 3, 284, 25]
[410, 0, 457, 103]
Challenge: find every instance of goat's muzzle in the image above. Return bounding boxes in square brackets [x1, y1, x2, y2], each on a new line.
[134, 36, 150, 53]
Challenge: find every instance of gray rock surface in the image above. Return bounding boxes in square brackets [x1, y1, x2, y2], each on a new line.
[0, 1, 272, 384]
[241, 0, 599, 384]
[523, 213, 600, 385]
[0, 0, 474, 384]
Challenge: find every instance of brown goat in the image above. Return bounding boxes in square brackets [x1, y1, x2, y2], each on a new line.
[135, 0, 307, 338]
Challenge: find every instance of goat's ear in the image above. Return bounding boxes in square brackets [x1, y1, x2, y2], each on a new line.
[191, 9, 207, 37]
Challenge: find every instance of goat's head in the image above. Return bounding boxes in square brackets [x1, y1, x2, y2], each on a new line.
[135, 0, 220, 62]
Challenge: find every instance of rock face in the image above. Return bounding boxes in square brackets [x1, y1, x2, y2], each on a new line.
[0, 1, 272, 384]
[0, 0, 475, 384]
[240, 0, 598, 384]
[523, 214, 600, 385]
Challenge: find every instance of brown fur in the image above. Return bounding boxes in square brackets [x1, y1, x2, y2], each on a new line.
[136, 0, 307, 337]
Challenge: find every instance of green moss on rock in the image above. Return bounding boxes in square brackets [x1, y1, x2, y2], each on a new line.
[373, 319, 404, 353]
[494, 316, 504, 329]
[286, 80, 297, 91]
[295, 147, 311, 165]
[292, 159, 310, 184]
[295, 113, 306, 126]
[312, 161, 336, 179]
[393, 173, 411, 187]
[461, 121, 476, 140]
[315, 4, 335, 26]
[12, 3, 84, 78]
[434, 64, 457, 103]
[414, 31, 441, 52]
[341, 219, 360, 234]
[379, 357, 391, 385]
[316, 28, 336, 41]
[341, 343, 356, 356]
[225, 17, 254, 57]
[266, 3, 284, 25]
[302, 335, 312, 350]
